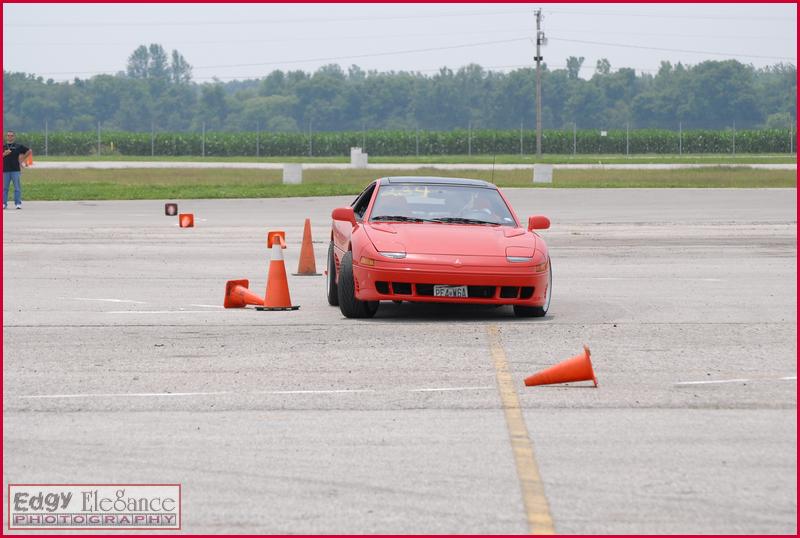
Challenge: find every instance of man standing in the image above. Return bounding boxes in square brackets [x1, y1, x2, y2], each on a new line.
[3, 130, 32, 210]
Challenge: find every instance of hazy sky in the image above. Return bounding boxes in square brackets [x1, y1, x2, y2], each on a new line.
[3, 3, 796, 82]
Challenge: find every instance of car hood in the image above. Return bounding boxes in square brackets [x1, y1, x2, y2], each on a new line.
[364, 222, 538, 256]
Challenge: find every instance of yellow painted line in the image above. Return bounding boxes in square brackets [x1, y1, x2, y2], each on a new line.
[488, 325, 555, 535]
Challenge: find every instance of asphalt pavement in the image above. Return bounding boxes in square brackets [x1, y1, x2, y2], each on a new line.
[2, 188, 796, 533]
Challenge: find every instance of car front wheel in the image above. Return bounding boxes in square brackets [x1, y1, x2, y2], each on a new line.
[514, 258, 551, 318]
[326, 241, 339, 306]
[337, 251, 379, 318]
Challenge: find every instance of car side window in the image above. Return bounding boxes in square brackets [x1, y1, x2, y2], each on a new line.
[352, 183, 376, 220]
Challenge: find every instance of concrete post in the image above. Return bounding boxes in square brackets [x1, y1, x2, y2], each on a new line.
[533, 163, 553, 184]
[350, 147, 368, 168]
[283, 163, 302, 185]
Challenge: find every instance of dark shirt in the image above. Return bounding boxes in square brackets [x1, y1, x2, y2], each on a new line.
[3, 143, 30, 172]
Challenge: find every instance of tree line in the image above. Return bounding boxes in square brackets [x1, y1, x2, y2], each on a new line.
[3, 44, 796, 133]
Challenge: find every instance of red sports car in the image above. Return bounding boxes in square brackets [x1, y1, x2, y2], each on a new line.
[327, 177, 552, 318]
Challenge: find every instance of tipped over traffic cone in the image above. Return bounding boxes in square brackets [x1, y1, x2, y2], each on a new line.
[224, 279, 266, 308]
[524, 345, 598, 387]
[165, 203, 178, 216]
[257, 230, 299, 311]
[293, 218, 321, 276]
[179, 213, 194, 228]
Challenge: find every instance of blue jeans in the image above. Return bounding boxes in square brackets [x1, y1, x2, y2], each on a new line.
[3, 171, 22, 207]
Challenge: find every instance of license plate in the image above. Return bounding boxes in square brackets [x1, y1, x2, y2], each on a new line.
[434, 285, 468, 298]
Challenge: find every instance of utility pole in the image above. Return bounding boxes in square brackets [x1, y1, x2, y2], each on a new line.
[626, 122, 629, 158]
[573, 122, 577, 156]
[308, 119, 313, 157]
[534, 8, 545, 156]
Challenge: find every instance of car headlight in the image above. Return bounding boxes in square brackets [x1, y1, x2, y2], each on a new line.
[532, 258, 549, 273]
[379, 251, 406, 259]
[506, 256, 532, 263]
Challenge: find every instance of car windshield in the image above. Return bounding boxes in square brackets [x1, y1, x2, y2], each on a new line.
[369, 184, 516, 226]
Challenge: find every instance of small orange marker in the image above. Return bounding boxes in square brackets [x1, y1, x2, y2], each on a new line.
[179, 213, 194, 228]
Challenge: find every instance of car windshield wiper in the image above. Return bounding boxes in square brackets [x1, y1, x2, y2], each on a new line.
[370, 215, 427, 223]
[430, 217, 500, 225]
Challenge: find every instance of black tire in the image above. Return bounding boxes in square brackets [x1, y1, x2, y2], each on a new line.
[326, 242, 339, 306]
[514, 258, 552, 318]
[337, 251, 379, 318]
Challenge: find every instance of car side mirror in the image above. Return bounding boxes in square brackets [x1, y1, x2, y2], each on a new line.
[332, 207, 357, 226]
[528, 215, 550, 231]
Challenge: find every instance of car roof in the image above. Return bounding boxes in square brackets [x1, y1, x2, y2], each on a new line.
[378, 176, 497, 189]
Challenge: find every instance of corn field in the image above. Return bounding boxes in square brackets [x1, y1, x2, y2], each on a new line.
[18, 128, 796, 157]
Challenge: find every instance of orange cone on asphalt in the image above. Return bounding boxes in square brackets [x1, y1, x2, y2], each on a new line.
[293, 218, 321, 276]
[165, 203, 178, 216]
[524, 345, 598, 387]
[257, 230, 300, 311]
[224, 279, 266, 308]
[179, 213, 194, 228]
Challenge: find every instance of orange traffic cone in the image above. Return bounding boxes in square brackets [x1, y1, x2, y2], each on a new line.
[25, 151, 33, 167]
[524, 345, 598, 387]
[165, 203, 178, 216]
[179, 213, 194, 228]
[224, 279, 267, 308]
[257, 230, 300, 311]
[293, 218, 321, 276]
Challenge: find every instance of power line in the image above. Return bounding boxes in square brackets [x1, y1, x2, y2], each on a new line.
[545, 8, 790, 21]
[6, 8, 534, 28]
[30, 36, 533, 76]
[5, 28, 535, 48]
[548, 37, 797, 62]
[7, 25, 794, 48]
[546, 27, 795, 42]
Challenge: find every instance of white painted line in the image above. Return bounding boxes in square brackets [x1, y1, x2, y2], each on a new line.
[254, 389, 376, 395]
[106, 310, 229, 314]
[20, 391, 230, 399]
[16, 386, 500, 400]
[589, 277, 723, 282]
[675, 378, 750, 385]
[409, 386, 494, 393]
[35, 161, 797, 171]
[189, 304, 225, 309]
[74, 298, 148, 304]
[676, 376, 797, 386]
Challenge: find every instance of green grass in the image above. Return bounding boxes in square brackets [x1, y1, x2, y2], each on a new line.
[33, 153, 798, 165]
[18, 167, 796, 200]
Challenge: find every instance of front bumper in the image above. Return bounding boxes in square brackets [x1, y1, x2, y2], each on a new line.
[352, 256, 549, 305]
